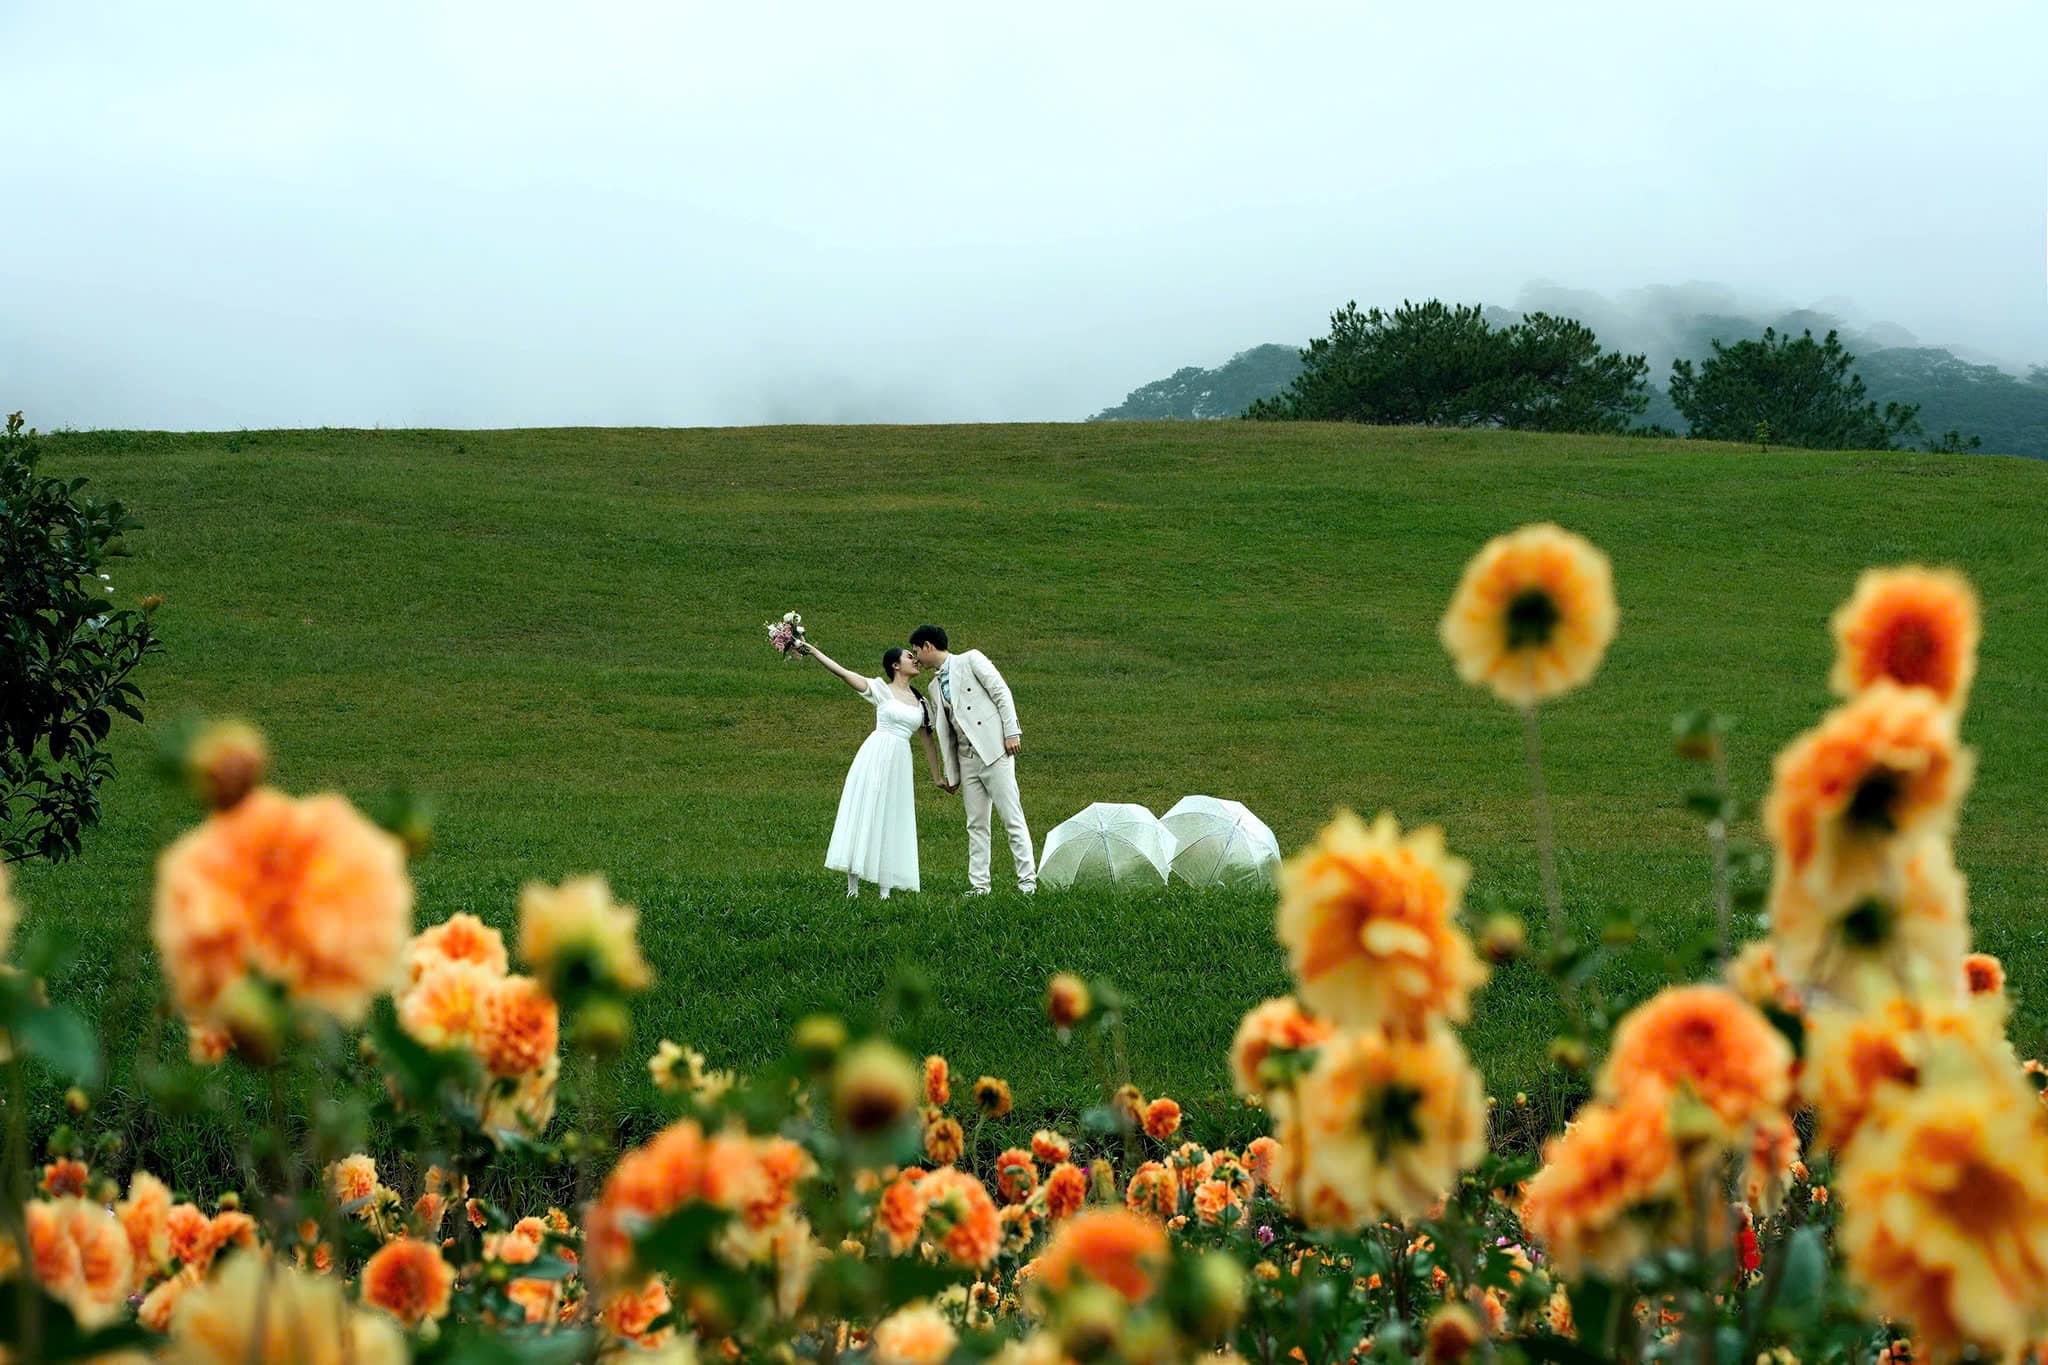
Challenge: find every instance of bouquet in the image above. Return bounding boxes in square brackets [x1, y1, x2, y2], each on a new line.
[765, 610, 808, 658]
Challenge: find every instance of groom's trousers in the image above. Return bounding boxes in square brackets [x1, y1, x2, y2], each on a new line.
[959, 748, 1036, 893]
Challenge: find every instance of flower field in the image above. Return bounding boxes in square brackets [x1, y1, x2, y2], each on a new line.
[9, 420, 2048, 1359]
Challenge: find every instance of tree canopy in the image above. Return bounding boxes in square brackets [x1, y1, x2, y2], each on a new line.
[1666, 328, 1923, 451]
[1244, 300, 1650, 434]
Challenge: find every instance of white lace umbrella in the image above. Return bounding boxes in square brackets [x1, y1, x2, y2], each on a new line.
[1038, 803, 1177, 890]
[1161, 795, 1283, 889]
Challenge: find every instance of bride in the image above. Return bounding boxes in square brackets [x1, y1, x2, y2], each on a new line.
[797, 638, 950, 897]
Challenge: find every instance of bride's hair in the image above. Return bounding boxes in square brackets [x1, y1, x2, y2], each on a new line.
[882, 647, 933, 734]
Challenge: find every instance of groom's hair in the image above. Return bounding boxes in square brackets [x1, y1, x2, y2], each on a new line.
[909, 624, 948, 651]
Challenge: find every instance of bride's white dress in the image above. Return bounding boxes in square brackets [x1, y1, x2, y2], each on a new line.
[825, 678, 923, 893]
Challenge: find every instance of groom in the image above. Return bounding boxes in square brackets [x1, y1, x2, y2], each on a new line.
[910, 624, 1037, 896]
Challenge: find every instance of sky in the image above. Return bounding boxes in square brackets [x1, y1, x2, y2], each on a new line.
[4, 1, 2045, 429]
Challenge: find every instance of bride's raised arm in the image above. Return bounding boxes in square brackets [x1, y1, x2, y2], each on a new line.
[797, 641, 871, 696]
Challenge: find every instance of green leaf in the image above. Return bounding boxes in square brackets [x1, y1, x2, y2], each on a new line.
[1768, 1227, 1828, 1330]
[14, 1003, 101, 1088]
[1568, 1274, 1620, 1354]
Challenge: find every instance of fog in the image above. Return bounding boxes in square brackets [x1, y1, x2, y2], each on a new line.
[3, 1, 2043, 429]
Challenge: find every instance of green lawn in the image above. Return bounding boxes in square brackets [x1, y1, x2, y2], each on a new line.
[17, 422, 2048, 1187]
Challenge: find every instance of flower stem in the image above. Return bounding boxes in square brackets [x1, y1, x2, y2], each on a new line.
[1707, 738, 1734, 963]
[1521, 705, 1580, 1028]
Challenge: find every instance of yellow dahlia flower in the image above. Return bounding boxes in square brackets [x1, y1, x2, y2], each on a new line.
[1288, 1024, 1487, 1227]
[1276, 810, 1486, 1033]
[1769, 836, 1969, 1007]
[517, 874, 652, 995]
[1439, 522, 1618, 708]
[162, 1253, 407, 1365]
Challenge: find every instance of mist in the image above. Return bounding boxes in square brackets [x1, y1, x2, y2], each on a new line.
[3, 1, 2044, 430]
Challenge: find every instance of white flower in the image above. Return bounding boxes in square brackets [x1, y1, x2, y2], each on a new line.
[97, 573, 110, 581]
[783, 611, 799, 623]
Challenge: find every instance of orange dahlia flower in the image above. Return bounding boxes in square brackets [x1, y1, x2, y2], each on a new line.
[1276, 810, 1486, 1033]
[1763, 684, 1973, 900]
[1193, 1178, 1244, 1227]
[1042, 1162, 1088, 1220]
[403, 911, 507, 986]
[40, 1158, 88, 1197]
[1519, 1088, 1687, 1278]
[29, 1198, 133, 1328]
[117, 1169, 173, 1282]
[1124, 1161, 1180, 1221]
[152, 787, 413, 1026]
[1597, 985, 1792, 1129]
[361, 1237, 455, 1326]
[1036, 1207, 1169, 1303]
[1046, 972, 1092, 1030]
[1143, 1097, 1183, 1141]
[1245, 1136, 1283, 1189]
[586, 1120, 771, 1283]
[397, 958, 497, 1051]
[917, 1166, 1001, 1269]
[924, 1114, 965, 1166]
[1439, 522, 1618, 708]
[1031, 1129, 1072, 1165]
[601, 1277, 673, 1347]
[877, 1171, 929, 1254]
[1830, 565, 1979, 713]
[996, 1148, 1039, 1204]
[476, 973, 559, 1077]
[1837, 1080, 2048, 1361]
[1230, 996, 1336, 1100]
[923, 1054, 950, 1106]
[1290, 1024, 1488, 1227]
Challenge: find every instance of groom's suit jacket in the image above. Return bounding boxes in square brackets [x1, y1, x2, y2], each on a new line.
[930, 649, 1022, 786]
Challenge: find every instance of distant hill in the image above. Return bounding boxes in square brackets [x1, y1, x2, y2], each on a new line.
[1092, 303, 2048, 457]
[1087, 344, 1303, 421]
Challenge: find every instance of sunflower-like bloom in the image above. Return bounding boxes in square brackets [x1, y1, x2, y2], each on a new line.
[1802, 993, 2017, 1154]
[360, 1237, 455, 1326]
[1520, 1087, 1710, 1279]
[1763, 684, 1974, 901]
[871, 1303, 960, 1365]
[1597, 985, 1793, 1129]
[833, 1041, 921, 1137]
[152, 788, 413, 1026]
[924, 1113, 965, 1166]
[516, 874, 652, 995]
[1289, 1024, 1487, 1228]
[1439, 522, 1618, 708]
[917, 1166, 1001, 1269]
[402, 911, 508, 987]
[1830, 565, 1979, 714]
[1770, 836, 1970, 1006]
[1838, 1081, 2048, 1361]
[585, 1119, 771, 1283]
[162, 1254, 407, 1365]
[1275, 811, 1486, 1033]
[1035, 1208, 1169, 1303]
[1230, 996, 1335, 1101]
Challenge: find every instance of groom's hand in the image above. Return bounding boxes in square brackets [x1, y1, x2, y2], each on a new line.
[1004, 735, 1022, 756]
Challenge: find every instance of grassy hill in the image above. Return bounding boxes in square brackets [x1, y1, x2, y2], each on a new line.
[18, 422, 2048, 1184]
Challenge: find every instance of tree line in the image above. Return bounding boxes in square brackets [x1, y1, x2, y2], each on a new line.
[1232, 298, 1975, 452]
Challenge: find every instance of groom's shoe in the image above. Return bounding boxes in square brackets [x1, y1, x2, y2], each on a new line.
[963, 887, 991, 897]
[1018, 883, 1036, 896]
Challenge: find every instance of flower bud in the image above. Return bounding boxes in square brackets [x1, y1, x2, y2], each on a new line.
[1045, 973, 1091, 1031]
[1477, 914, 1526, 964]
[217, 977, 285, 1066]
[185, 720, 268, 811]
[1180, 1251, 1248, 1339]
[63, 1087, 89, 1117]
[570, 998, 632, 1056]
[793, 1014, 848, 1068]
[1546, 1037, 1588, 1073]
[832, 1040, 920, 1138]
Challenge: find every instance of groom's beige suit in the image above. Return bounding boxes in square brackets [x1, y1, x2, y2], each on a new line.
[930, 649, 1037, 893]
